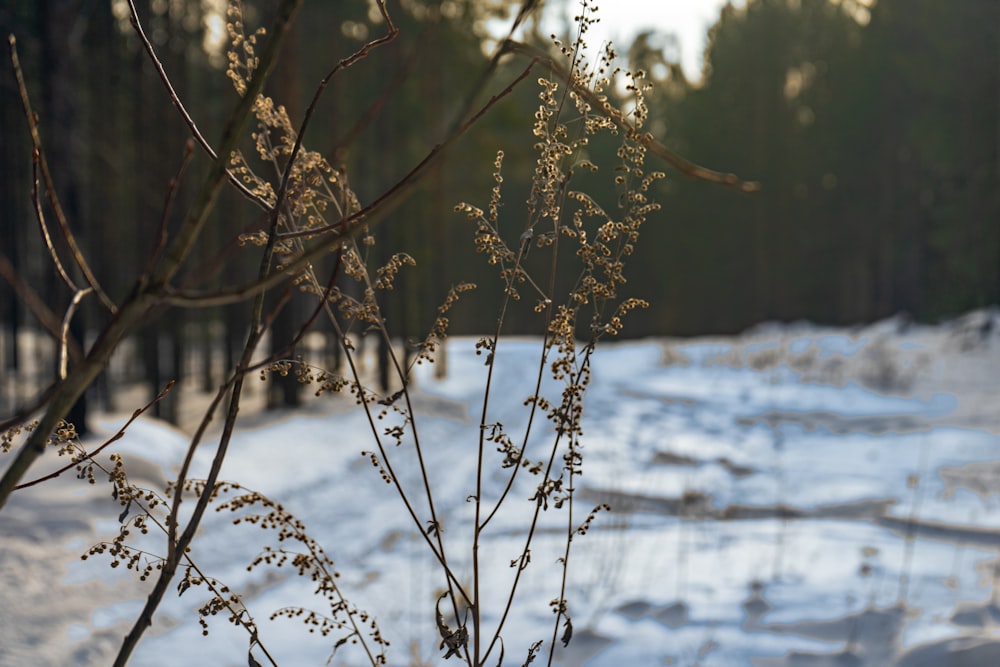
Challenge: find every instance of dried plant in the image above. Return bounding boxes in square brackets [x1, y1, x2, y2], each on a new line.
[0, 0, 756, 664]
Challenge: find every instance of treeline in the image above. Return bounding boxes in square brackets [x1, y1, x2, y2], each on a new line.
[632, 0, 1000, 334]
[0, 0, 997, 417]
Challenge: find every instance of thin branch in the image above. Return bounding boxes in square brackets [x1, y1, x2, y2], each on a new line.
[328, 22, 423, 158]
[278, 59, 537, 242]
[14, 382, 174, 491]
[58, 288, 91, 380]
[9, 36, 117, 312]
[125, 0, 274, 211]
[0, 385, 57, 435]
[502, 39, 762, 193]
[329, 308, 471, 608]
[114, 194, 275, 667]
[147, 0, 302, 287]
[268, 0, 397, 247]
[29, 149, 77, 292]
[138, 140, 196, 287]
[242, 252, 342, 376]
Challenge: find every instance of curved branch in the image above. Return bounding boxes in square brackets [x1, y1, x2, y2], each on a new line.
[501, 39, 761, 193]
[125, 1, 274, 211]
[9, 36, 118, 312]
[58, 288, 91, 380]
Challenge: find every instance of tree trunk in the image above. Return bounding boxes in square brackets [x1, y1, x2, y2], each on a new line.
[40, 0, 89, 435]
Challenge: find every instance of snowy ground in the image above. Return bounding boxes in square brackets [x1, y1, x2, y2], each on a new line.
[3, 310, 1000, 666]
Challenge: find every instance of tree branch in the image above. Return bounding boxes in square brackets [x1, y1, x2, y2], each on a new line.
[9, 36, 117, 312]
[502, 39, 762, 193]
[0, 0, 303, 511]
[125, 0, 274, 211]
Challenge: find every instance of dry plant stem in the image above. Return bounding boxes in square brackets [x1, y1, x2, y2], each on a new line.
[331, 314, 470, 608]
[0, 0, 300, 511]
[546, 360, 592, 667]
[368, 310, 472, 663]
[484, 353, 591, 664]
[503, 39, 761, 193]
[125, 0, 273, 212]
[481, 164, 574, 664]
[477, 29, 582, 535]
[479, 254, 566, 667]
[9, 36, 116, 312]
[14, 382, 174, 491]
[547, 446, 579, 667]
[471, 242, 536, 663]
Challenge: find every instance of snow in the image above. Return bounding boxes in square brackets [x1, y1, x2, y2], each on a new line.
[4, 311, 1000, 666]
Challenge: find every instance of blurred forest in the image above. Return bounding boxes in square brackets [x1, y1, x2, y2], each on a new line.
[1, 0, 998, 425]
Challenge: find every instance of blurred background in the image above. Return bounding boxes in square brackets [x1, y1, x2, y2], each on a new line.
[1, 0, 997, 425]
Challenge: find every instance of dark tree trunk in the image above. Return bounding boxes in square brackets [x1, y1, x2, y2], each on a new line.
[40, 0, 89, 436]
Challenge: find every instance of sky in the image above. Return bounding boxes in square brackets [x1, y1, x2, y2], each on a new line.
[540, 0, 746, 81]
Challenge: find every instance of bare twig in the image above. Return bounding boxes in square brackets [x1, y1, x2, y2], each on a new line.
[0, 385, 57, 435]
[138, 140, 196, 287]
[242, 252, 342, 376]
[328, 22, 423, 158]
[58, 288, 91, 380]
[125, 0, 274, 211]
[269, 0, 397, 248]
[9, 36, 117, 312]
[29, 149, 77, 292]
